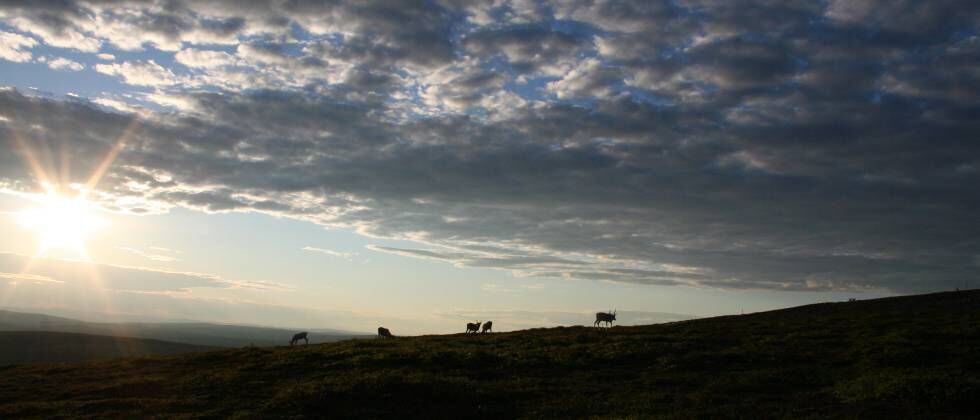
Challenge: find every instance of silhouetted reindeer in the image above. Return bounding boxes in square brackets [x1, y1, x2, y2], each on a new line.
[377, 326, 393, 339]
[594, 310, 616, 327]
[290, 331, 309, 346]
[466, 321, 482, 334]
[481, 320, 493, 334]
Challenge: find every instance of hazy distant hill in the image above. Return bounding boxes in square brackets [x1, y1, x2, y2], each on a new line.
[0, 331, 218, 364]
[1, 290, 978, 418]
[0, 310, 367, 347]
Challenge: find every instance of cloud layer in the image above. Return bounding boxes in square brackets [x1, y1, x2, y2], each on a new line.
[0, 252, 285, 293]
[1, 0, 979, 293]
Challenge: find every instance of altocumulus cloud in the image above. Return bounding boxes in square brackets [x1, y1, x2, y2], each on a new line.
[0, 0, 978, 294]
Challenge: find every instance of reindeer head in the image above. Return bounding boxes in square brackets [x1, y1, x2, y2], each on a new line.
[612, 310, 617, 321]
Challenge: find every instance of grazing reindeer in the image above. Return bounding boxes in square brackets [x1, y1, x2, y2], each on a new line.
[466, 321, 482, 334]
[594, 310, 617, 328]
[481, 320, 493, 334]
[290, 331, 309, 346]
[377, 326, 393, 339]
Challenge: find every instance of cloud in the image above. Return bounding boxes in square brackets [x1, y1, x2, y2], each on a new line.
[0, 1, 978, 295]
[556, 0, 686, 33]
[3, 8, 102, 52]
[547, 58, 624, 99]
[368, 245, 592, 269]
[0, 1, 244, 53]
[45, 57, 84, 71]
[91, 96, 142, 114]
[175, 48, 238, 69]
[236, 42, 295, 66]
[0, 272, 62, 284]
[302, 246, 356, 260]
[420, 61, 509, 111]
[0, 253, 287, 293]
[286, 1, 456, 69]
[119, 246, 180, 262]
[0, 31, 37, 63]
[481, 282, 546, 293]
[95, 60, 177, 86]
[462, 25, 590, 75]
[823, 0, 977, 40]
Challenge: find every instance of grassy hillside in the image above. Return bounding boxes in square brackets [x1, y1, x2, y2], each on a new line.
[0, 331, 218, 364]
[1, 290, 978, 418]
[0, 310, 365, 347]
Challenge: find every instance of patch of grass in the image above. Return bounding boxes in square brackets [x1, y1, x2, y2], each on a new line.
[835, 369, 979, 408]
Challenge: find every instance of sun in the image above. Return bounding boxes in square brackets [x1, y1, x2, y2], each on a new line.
[16, 191, 107, 259]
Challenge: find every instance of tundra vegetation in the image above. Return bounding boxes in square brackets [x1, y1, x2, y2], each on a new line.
[0, 291, 978, 418]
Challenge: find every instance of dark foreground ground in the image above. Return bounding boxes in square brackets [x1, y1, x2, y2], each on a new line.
[1, 290, 978, 418]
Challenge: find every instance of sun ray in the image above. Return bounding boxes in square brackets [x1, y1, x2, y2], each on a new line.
[59, 129, 72, 192]
[82, 259, 115, 315]
[84, 117, 139, 195]
[6, 115, 138, 301]
[9, 130, 53, 189]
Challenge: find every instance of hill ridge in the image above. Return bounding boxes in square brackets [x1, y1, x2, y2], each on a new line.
[0, 309, 367, 348]
[0, 331, 219, 365]
[1, 290, 978, 418]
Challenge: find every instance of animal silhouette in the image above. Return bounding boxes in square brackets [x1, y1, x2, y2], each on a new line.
[594, 310, 616, 327]
[466, 321, 482, 333]
[377, 326, 393, 339]
[290, 331, 309, 345]
[481, 320, 493, 334]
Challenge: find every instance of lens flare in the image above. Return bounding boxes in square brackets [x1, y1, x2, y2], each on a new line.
[17, 191, 107, 259]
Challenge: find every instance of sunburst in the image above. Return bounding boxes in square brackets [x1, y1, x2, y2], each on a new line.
[16, 188, 107, 260]
[8, 116, 139, 261]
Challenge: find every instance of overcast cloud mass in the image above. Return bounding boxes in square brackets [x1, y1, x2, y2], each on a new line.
[1, 0, 978, 295]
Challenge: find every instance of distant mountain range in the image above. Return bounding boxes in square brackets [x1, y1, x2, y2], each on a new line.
[0, 309, 369, 350]
[0, 331, 219, 364]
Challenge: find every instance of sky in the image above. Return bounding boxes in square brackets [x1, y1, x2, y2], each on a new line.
[0, 0, 977, 334]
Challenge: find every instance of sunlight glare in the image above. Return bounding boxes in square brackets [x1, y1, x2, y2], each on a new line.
[16, 192, 107, 258]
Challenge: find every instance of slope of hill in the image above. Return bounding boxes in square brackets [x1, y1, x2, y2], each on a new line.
[1, 290, 978, 418]
[0, 331, 219, 364]
[0, 310, 366, 347]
